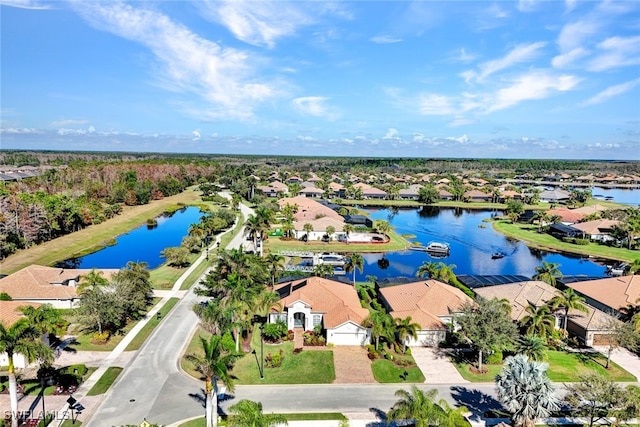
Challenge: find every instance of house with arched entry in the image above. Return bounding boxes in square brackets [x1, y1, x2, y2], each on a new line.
[270, 276, 371, 346]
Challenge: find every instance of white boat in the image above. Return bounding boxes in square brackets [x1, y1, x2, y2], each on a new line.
[425, 241, 450, 254]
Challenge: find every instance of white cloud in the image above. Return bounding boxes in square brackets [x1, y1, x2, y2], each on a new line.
[588, 35, 640, 71]
[582, 78, 640, 106]
[565, 0, 577, 13]
[0, 0, 50, 9]
[446, 134, 470, 144]
[487, 70, 580, 112]
[72, 2, 278, 121]
[292, 96, 337, 120]
[198, 0, 312, 48]
[192, 130, 201, 141]
[50, 119, 89, 127]
[552, 47, 589, 69]
[383, 128, 399, 139]
[449, 117, 476, 127]
[455, 48, 477, 63]
[517, 0, 538, 13]
[465, 42, 547, 82]
[418, 94, 457, 115]
[556, 20, 601, 52]
[370, 35, 402, 44]
[0, 127, 44, 134]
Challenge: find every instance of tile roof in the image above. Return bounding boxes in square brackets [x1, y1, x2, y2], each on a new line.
[279, 195, 344, 223]
[0, 301, 42, 327]
[570, 219, 619, 235]
[379, 280, 473, 329]
[546, 207, 584, 223]
[0, 265, 118, 300]
[567, 275, 640, 311]
[274, 276, 369, 328]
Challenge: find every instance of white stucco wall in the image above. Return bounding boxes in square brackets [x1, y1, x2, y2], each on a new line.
[0, 352, 27, 369]
[326, 322, 371, 346]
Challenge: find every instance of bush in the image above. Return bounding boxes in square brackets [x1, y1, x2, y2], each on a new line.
[574, 238, 590, 245]
[265, 350, 284, 368]
[263, 320, 288, 342]
[91, 331, 109, 344]
[486, 350, 503, 365]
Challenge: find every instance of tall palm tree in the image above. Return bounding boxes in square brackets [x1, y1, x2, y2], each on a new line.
[18, 304, 65, 344]
[264, 253, 284, 289]
[228, 399, 288, 427]
[387, 386, 442, 427]
[416, 261, 439, 279]
[77, 268, 109, 295]
[395, 316, 419, 354]
[519, 302, 556, 340]
[344, 253, 364, 286]
[436, 399, 471, 427]
[342, 223, 354, 243]
[245, 214, 267, 256]
[495, 354, 560, 427]
[548, 288, 589, 332]
[532, 261, 563, 287]
[374, 220, 391, 238]
[515, 335, 547, 361]
[302, 223, 313, 242]
[363, 308, 394, 351]
[0, 319, 53, 427]
[185, 335, 240, 427]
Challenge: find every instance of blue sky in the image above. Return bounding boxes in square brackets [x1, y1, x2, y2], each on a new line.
[1, 0, 639, 159]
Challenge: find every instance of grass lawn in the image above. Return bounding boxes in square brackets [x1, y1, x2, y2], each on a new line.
[182, 327, 336, 385]
[493, 220, 639, 263]
[86, 367, 123, 396]
[265, 227, 409, 253]
[452, 349, 637, 382]
[371, 357, 425, 383]
[179, 413, 347, 427]
[125, 297, 180, 351]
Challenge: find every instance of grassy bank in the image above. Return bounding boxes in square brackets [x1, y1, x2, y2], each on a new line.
[0, 188, 203, 275]
[86, 367, 123, 396]
[493, 220, 639, 263]
[265, 228, 409, 253]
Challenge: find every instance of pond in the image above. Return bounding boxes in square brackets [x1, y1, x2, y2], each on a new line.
[356, 207, 613, 282]
[591, 186, 640, 206]
[56, 206, 203, 270]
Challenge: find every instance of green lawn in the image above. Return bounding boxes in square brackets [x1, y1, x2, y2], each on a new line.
[493, 220, 639, 263]
[125, 297, 180, 351]
[452, 350, 637, 383]
[179, 413, 347, 427]
[371, 358, 425, 383]
[265, 228, 409, 253]
[86, 367, 123, 396]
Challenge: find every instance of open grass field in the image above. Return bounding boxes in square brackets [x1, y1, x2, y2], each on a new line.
[371, 357, 425, 383]
[453, 349, 636, 383]
[493, 220, 639, 263]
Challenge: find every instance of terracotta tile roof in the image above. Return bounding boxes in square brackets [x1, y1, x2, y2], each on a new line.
[294, 216, 344, 232]
[473, 280, 616, 331]
[571, 204, 610, 215]
[571, 219, 619, 235]
[546, 207, 584, 223]
[274, 276, 369, 328]
[567, 275, 640, 311]
[379, 280, 473, 329]
[278, 195, 344, 222]
[0, 265, 118, 301]
[0, 301, 42, 327]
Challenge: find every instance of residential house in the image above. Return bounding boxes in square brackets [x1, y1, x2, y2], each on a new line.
[270, 276, 371, 346]
[438, 189, 454, 201]
[327, 182, 346, 198]
[473, 280, 617, 347]
[464, 190, 492, 202]
[343, 214, 373, 228]
[0, 265, 118, 309]
[298, 186, 325, 198]
[539, 188, 571, 203]
[286, 176, 303, 184]
[499, 190, 522, 202]
[547, 223, 582, 239]
[564, 275, 640, 318]
[571, 219, 620, 242]
[354, 183, 387, 199]
[378, 279, 473, 347]
[546, 207, 584, 224]
[278, 196, 346, 240]
[398, 184, 423, 201]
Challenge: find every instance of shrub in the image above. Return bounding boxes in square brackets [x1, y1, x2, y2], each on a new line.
[575, 238, 590, 245]
[91, 331, 109, 344]
[486, 350, 503, 365]
[286, 330, 295, 341]
[262, 320, 287, 342]
[265, 350, 284, 368]
[404, 347, 412, 356]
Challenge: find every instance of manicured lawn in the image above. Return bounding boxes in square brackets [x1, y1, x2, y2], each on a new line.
[265, 228, 409, 253]
[125, 298, 180, 351]
[179, 413, 347, 427]
[86, 367, 123, 396]
[493, 220, 639, 263]
[371, 358, 425, 383]
[452, 349, 637, 382]
[150, 261, 195, 290]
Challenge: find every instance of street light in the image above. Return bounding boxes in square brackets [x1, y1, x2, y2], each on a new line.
[252, 315, 267, 380]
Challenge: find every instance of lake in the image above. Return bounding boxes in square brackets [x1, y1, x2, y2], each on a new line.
[591, 186, 640, 206]
[57, 206, 203, 270]
[356, 207, 612, 282]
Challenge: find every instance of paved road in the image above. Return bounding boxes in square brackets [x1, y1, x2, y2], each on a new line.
[86, 201, 255, 426]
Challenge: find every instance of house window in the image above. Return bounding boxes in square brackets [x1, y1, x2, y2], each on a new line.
[312, 314, 322, 327]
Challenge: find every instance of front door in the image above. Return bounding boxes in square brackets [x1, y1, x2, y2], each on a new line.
[294, 312, 305, 328]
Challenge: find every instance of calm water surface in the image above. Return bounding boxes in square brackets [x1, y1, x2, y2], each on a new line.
[356, 207, 611, 282]
[591, 186, 640, 206]
[58, 206, 202, 270]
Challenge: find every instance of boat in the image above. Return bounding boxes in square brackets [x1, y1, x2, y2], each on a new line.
[607, 263, 627, 276]
[409, 241, 451, 254]
[491, 252, 506, 259]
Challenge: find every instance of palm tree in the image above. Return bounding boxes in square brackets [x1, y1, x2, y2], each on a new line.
[245, 214, 267, 256]
[515, 335, 547, 361]
[519, 302, 556, 340]
[185, 335, 240, 427]
[228, 399, 288, 427]
[375, 220, 391, 238]
[395, 316, 419, 354]
[532, 261, 563, 287]
[313, 263, 335, 278]
[344, 253, 364, 286]
[18, 304, 65, 344]
[264, 253, 284, 289]
[416, 261, 439, 279]
[342, 223, 354, 243]
[548, 288, 589, 332]
[532, 211, 550, 232]
[302, 223, 313, 242]
[0, 319, 53, 427]
[77, 268, 109, 295]
[436, 399, 471, 427]
[495, 354, 560, 427]
[387, 386, 442, 427]
[363, 308, 394, 351]
[325, 225, 336, 241]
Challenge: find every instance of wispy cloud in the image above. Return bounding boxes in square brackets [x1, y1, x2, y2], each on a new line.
[292, 96, 337, 120]
[463, 42, 547, 83]
[517, 0, 539, 13]
[418, 94, 457, 115]
[587, 35, 640, 71]
[552, 47, 589, 69]
[487, 70, 580, 112]
[50, 119, 89, 127]
[197, 0, 312, 48]
[370, 35, 402, 44]
[0, 0, 50, 10]
[582, 77, 640, 106]
[71, 1, 279, 121]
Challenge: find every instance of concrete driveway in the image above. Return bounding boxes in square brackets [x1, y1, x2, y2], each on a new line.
[411, 347, 469, 384]
[593, 346, 640, 381]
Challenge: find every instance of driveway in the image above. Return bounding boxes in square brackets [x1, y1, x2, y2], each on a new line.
[593, 346, 640, 381]
[411, 347, 469, 384]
